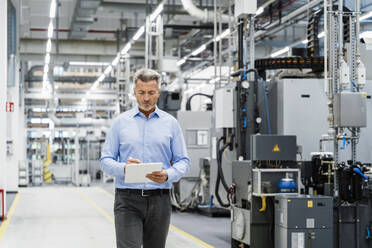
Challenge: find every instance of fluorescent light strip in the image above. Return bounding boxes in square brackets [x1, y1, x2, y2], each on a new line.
[256, 7, 264, 16]
[150, 3, 164, 22]
[47, 21, 54, 38]
[104, 65, 113, 75]
[44, 64, 49, 74]
[43, 0, 57, 90]
[89, 1, 165, 91]
[50, 0, 56, 18]
[132, 26, 145, 41]
[191, 44, 206, 56]
[112, 56, 120, 66]
[360, 11, 372, 21]
[177, 58, 186, 67]
[98, 74, 105, 82]
[91, 81, 99, 90]
[45, 53, 50, 64]
[88, 2, 164, 91]
[46, 39, 52, 53]
[121, 43, 131, 55]
[69, 61, 109, 66]
[178, 28, 231, 66]
[270, 46, 290, 57]
[215, 28, 231, 42]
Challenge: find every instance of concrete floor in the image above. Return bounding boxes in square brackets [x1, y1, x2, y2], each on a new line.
[0, 186, 216, 248]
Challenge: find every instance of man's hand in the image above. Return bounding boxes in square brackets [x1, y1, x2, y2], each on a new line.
[124, 157, 142, 173]
[146, 170, 168, 184]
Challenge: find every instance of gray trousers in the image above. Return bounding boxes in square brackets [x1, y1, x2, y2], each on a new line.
[114, 190, 171, 248]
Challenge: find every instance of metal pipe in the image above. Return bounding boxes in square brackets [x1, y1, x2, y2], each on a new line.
[228, 0, 232, 85]
[181, 0, 231, 23]
[213, 0, 217, 89]
[56, 0, 59, 54]
[249, 17, 255, 80]
[255, 0, 323, 39]
[356, 0, 360, 61]
[356, 203, 360, 248]
[324, 0, 329, 95]
[218, 5, 222, 88]
[238, 21, 244, 69]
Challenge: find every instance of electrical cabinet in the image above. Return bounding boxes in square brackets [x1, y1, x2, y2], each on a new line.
[334, 92, 367, 127]
[215, 87, 234, 128]
[275, 195, 333, 248]
[234, 0, 257, 18]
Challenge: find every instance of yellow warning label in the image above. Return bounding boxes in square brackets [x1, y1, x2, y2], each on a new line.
[362, 92, 367, 98]
[273, 144, 280, 152]
[307, 200, 313, 208]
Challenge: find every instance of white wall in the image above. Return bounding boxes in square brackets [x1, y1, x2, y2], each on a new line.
[0, 0, 8, 214]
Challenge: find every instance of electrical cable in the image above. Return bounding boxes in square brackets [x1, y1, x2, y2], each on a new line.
[215, 136, 231, 207]
[185, 93, 213, 111]
[170, 169, 203, 211]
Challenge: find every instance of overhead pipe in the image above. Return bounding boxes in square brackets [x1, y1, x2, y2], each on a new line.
[181, 0, 231, 23]
[49, 114, 110, 127]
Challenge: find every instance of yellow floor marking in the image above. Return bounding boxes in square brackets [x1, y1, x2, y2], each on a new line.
[170, 224, 214, 248]
[97, 187, 114, 198]
[97, 186, 214, 248]
[0, 193, 21, 244]
[75, 188, 114, 224]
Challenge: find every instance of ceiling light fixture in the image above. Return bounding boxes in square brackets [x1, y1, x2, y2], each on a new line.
[191, 44, 207, 56]
[177, 58, 186, 67]
[132, 26, 145, 41]
[121, 43, 132, 55]
[270, 46, 290, 57]
[177, 28, 232, 67]
[360, 11, 372, 21]
[150, 3, 164, 22]
[69, 61, 109, 66]
[49, 0, 56, 18]
[47, 21, 54, 38]
[89, 1, 165, 91]
[45, 53, 50, 64]
[46, 39, 52, 53]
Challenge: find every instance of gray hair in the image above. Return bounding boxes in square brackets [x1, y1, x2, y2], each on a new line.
[133, 68, 161, 87]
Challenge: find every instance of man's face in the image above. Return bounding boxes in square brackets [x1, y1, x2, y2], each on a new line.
[134, 79, 160, 111]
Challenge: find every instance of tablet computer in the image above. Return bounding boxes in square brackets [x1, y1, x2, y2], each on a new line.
[124, 162, 163, 183]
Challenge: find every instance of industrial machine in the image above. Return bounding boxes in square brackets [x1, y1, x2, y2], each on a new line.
[207, 1, 372, 247]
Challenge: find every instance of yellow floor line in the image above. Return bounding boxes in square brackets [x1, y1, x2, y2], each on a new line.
[75, 188, 114, 224]
[97, 187, 114, 198]
[170, 224, 214, 248]
[0, 193, 21, 244]
[97, 186, 214, 248]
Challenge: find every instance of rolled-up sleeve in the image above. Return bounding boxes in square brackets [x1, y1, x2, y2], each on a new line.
[100, 118, 125, 177]
[165, 119, 190, 183]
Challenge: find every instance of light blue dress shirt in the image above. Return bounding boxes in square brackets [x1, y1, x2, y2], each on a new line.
[100, 105, 190, 189]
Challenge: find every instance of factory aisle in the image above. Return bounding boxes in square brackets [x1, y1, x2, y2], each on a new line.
[0, 187, 212, 248]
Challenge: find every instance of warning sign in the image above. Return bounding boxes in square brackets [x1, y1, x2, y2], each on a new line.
[273, 144, 280, 152]
[5, 102, 14, 112]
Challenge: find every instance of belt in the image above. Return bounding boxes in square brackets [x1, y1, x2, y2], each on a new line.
[116, 188, 170, 197]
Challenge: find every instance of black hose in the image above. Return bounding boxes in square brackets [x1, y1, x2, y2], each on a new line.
[185, 93, 213, 111]
[218, 143, 231, 192]
[214, 136, 232, 207]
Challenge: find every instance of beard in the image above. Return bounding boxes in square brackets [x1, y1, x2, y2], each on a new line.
[139, 102, 155, 112]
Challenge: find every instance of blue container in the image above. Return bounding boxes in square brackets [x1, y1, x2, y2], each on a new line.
[278, 178, 297, 193]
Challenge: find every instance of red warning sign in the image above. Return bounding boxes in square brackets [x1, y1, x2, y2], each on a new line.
[6, 102, 14, 112]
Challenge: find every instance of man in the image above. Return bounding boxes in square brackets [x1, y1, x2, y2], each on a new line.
[100, 68, 190, 248]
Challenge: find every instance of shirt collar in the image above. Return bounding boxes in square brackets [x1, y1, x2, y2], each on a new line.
[132, 105, 162, 118]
